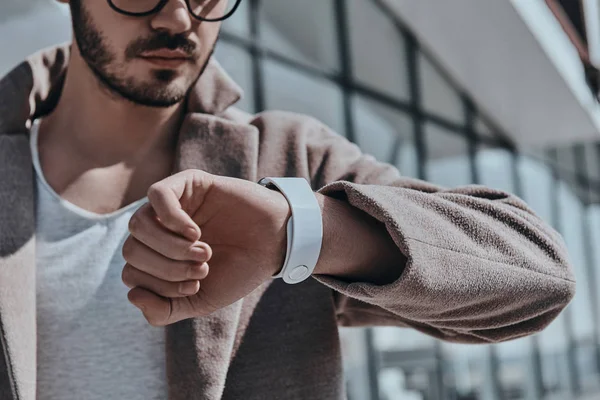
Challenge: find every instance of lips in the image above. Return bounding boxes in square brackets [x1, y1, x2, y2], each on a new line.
[138, 49, 192, 68]
[141, 49, 191, 58]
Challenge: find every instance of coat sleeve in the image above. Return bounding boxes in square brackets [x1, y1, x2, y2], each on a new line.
[303, 118, 576, 344]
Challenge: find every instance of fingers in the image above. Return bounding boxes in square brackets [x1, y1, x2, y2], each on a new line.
[128, 287, 200, 327]
[128, 204, 212, 262]
[128, 287, 172, 327]
[146, 170, 212, 242]
[122, 236, 210, 281]
[127, 170, 218, 327]
[122, 263, 203, 298]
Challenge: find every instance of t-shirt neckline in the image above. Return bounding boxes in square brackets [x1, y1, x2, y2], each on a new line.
[30, 120, 149, 221]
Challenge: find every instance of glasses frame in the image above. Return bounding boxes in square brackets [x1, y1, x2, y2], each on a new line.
[107, 0, 242, 22]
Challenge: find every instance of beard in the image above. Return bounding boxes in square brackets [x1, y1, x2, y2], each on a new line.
[69, 0, 215, 108]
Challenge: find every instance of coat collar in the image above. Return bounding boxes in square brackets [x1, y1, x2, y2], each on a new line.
[0, 43, 244, 134]
[0, 45, 260, 400]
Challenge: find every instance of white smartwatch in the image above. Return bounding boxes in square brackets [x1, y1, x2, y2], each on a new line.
[258, 177, 323, 284]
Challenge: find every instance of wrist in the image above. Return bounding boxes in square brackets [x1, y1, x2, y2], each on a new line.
[267, 189, 292, 277]
[313, 192, 406, 284]
[312, 193, 346, 276]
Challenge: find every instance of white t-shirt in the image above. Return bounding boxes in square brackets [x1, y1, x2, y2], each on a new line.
[30, 121, 168, 400]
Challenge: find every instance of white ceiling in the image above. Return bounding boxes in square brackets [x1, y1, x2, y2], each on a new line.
[383, 0, 600, 147]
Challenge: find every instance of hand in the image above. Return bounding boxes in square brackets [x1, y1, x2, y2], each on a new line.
[122, 169, 291, 326]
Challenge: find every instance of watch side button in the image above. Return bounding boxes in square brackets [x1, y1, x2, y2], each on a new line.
[289, 265, 309, 281]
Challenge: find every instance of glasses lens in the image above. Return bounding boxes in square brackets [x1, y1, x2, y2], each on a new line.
[189, 0, 238, 20]
[111, 0, 162, 14]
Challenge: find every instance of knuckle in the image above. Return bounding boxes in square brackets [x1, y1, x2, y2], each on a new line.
[164, 269, 182, 282]
[204, 245, 213, 261]
[162, 210, 179, 228]
[181, 169, 201, 180]
[170, 296, 181, 316]
[128, 213, 142, 234]
[184, 242, 211, 260]
[145, 314, 163, 327]
[121, 238, 136, 261]
[173, 283, 191, 298]
[188, 262, 209, 279]
[197, 263, 210, 279]
[146, 183, 163, 200]
[121, 265, 132, 286]
[183, 245, 198, 260]
[152, 284, 174, 298]
[147, 303, 171, 326]
[191, 242, 212, 260]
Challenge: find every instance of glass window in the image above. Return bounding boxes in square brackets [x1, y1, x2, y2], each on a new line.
[518, 156, 554, 221]
[591, 184, 600, 205]
[425, 123, 472, 187]
[373, 327, 434, 353]
[442, 343, 488, 399]
[589, 203, 600, 334]
[476, 145, 514, 192]
[518, 156, 571, 396]
[213, 42, 254, 113]
[420, 53, 464, 124]
[555, 146, 577, 175]
[351, 95, 417, 177]
[585, 144, 600, 182]
[474, 114, 496, 139]
[557, 179, 594, 341]
[0, 3, 71, 76]
[375, 333, 440, 399]
[557, 177, 598, 390]
[586, 200, 600, 395]
[263, 60, 346, 136]
[379, 367, 432, 400]
[339, 328, 374, 400]
[260, 0, 339, 72]
[496, 339, 534, 400]
[521, 147, 553, 167]
[478, 146, 532, 398]
[347, 0, 409, 101]
[221, 0, 250, 37]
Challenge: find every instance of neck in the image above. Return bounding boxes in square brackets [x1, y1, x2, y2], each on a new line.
[41, 48, 184, 168]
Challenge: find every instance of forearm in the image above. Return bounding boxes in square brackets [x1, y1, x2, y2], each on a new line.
[312, 193, 407, 285]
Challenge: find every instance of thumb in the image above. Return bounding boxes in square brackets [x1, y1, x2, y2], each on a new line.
[146, 170, 211, 241]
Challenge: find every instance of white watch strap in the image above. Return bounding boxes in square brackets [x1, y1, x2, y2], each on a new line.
[258, 177, 323, 284]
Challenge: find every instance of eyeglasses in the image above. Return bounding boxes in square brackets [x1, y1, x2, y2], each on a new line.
[107, 0, 242, 22]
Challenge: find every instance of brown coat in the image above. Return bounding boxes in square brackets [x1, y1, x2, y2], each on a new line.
[0, 46, 575, 400]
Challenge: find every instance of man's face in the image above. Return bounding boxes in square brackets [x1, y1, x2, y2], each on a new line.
[69, 0, 226, 107]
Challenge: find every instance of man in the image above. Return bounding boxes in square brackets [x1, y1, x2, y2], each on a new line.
[0, 0, 575, 399]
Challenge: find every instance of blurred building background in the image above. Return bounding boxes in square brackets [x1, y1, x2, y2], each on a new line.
[3, 0, 600, 399]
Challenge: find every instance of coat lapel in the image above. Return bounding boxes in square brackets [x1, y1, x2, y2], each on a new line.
[0, 133, 37, 400]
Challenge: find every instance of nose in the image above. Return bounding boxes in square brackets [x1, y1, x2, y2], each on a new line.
[150, 0, 193, 34]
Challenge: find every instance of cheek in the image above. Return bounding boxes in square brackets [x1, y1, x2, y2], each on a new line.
[101, 22, 151, 63]
[196, 22, 222, 53]
[82, 3, 139, 57]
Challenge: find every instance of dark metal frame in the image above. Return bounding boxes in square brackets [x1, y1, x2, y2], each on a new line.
[219, 0, 600, 399]
[107, 0, 242, 22]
